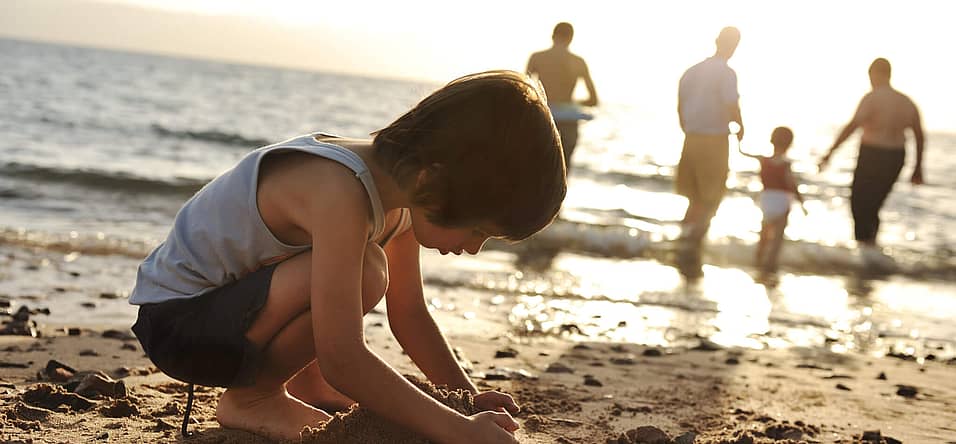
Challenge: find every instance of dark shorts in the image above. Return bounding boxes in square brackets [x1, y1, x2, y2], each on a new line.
[131, 264, 277, 388]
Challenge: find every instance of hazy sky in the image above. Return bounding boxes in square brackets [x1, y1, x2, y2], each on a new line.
[4, 0, 955, 130]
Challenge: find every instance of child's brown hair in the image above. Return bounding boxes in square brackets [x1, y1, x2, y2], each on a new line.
[372, 70, 566, 241]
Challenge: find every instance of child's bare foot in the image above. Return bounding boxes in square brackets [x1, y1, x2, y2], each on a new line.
[217, 387, 331, 441]
[287, 363, 357, 412]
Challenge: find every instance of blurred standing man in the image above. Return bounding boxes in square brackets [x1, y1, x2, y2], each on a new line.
[675, 26, 743, 277]
[819, 58, 925, 256]
[527, 22, 599, 171]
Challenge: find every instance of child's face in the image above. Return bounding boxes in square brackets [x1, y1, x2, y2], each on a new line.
[410, 209, 495, 255]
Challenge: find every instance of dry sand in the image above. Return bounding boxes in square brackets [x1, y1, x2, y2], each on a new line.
[2, 323, 955, 443]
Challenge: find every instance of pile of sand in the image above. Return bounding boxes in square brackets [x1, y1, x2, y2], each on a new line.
[297, 376, 479, 444]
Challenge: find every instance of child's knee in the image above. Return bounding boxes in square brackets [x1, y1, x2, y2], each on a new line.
[361, 243, 388, 312]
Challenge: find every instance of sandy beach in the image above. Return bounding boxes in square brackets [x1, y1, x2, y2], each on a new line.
[2, 246, 955, 444]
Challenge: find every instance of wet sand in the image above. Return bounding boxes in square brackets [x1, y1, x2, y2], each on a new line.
[2, 321, 955, 443]
[3, 243, 956, 443]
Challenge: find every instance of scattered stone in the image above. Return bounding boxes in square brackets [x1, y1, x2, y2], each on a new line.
[22, 383, 95, 411]
[0, 361, 30, 369]
[765, 423, 804, 440]
[65, 327, 82, 336]
[121, 343, 137, 351]
[96, 432, 109, 440]
[877, 371, 887, 380]
[99, 292, 121, 300]
[39, 360, 77, 382]
[610, 344, 627, 353]
[13, 306, 31, 321]
[611, 425, 671, 443]
[583, 375, 603, 387]
[673, 431, 696, 444]
[795, 363, 832, 371]
[611, 355, 637, 365]
[80, 302, 96, 309]
[545, 362, 574, 374]
[13, 401, 54, 421]
[836, 383, 852, 391]
[75, 373, 127, 399]
[100, 398, 138, 417]
[725, 357, 740, 365]
[641, 348, 662, 357]
[572, 344, 592, 350]
[79, 349, 99, 357]
[482, 368, 535, 381]
[101, 329, 135, 340]
[895, 385, 918, 398]
[0, 319, 39, 337]
[494, 347, 518, 359]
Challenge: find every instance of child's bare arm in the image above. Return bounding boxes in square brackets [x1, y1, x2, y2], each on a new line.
[385, 230, 520, 415]
[384, 229, 478, 392]
[737, 144, 761, 160]
[294, 174, 515, 443]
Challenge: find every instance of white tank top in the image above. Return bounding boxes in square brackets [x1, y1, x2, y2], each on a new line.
[129, 133, 409, 305]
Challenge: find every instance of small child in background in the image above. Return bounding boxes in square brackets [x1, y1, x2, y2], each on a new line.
[739, 126, 806, 276]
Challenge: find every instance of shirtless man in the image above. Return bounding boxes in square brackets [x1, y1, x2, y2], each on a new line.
[526, 22, 599, 170]
[819, 58, 925, 249]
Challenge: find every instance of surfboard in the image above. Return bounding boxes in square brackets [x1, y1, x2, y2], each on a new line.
[550, 104, 595, 122]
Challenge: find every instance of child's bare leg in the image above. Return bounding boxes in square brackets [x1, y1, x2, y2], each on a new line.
[286, 361, 356, 412]
[217, 312, 330, 440]
[762, 217, 787, 273]
[286, 242, 386, 411]
[217, 244, 387, 440]
[756, 222, 770, 269]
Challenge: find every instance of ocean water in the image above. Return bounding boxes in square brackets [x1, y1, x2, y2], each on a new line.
[1, 38, 954, 362]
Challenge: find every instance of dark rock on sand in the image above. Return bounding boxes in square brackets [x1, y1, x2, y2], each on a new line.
[546, 362, 575, 373]
[39, 360, 77, 382]
[75, 373, 127, 399]
[642, 348, 663, 357]
[100, 398, 138, 418]
[494, 347, 519, 359]
[609, 425, 671, 443]
[584, 375, 603, 387]
[858, 429, 902, 444]
[836, 383, 852, 391]
[611, 355, 637, 365]
[877, 371, 887, 380]
[0, 361, 30, 369]
[673, 431, 696, 444]
[101, 329, 135, 341]
[12, 401, 54, 421]
[22, 383, 95, 411]
[764, 423, 804, 440]
[895, 385, 917, 398]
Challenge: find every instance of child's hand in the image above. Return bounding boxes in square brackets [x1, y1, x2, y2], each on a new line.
[474, 390, 520, 415]
[465, 411, 520, 443]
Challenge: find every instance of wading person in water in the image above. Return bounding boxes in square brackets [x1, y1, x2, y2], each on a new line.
[129, 70, 567, 443]
[527, 22, 599, 172]
[819, 58, 925, 261]
[675, 26, 744, 278]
